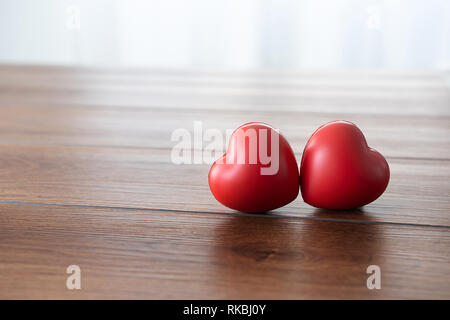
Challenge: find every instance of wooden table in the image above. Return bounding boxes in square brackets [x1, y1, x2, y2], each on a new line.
[0, 65, 449, 299]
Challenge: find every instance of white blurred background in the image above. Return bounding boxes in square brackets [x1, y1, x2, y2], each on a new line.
[0, 0, 449, 70]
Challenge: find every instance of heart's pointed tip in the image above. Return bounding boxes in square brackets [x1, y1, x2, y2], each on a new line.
[236, 210, 273, 215]
[309, 203, 366, 211]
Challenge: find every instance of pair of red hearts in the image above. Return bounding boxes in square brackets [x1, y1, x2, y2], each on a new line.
[209, 121, 390, 212]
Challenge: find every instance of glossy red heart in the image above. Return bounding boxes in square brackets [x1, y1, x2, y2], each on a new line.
[300, 121, 389, 210]
[208, 122, 299, 213]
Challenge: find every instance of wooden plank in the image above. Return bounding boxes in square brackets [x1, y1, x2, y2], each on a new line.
[0, 203, 448, 299]
[0, 65, 448, 116]
[0, 145, 448, 226]
[0, 64, 447, 82]
[1, 84, 447, 116]
[0, 104, 449, 160]
[1, 69, 447, 93]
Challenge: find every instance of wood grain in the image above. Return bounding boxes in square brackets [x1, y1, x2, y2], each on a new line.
[0, 103, 449, 160]
[0, 204, 449, 299]
[0, 65, 449, 299]
[0, 65, 449, 117]
[0, 145, 448, 226]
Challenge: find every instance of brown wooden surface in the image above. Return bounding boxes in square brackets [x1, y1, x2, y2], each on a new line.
[0, 65, 449, 299]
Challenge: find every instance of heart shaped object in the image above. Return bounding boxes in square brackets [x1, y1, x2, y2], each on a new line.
[208, 122, 299, 213]
[300, 121, 389, 210]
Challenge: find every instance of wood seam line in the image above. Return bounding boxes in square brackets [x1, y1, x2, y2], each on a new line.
[0, 143, 448, 162]
[1, 102, 449, 117]
[0, 200, 448, 230]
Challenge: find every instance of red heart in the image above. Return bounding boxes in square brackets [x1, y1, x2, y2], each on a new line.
[208, 122, 299, 212]
[300, 121, 389, 210]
